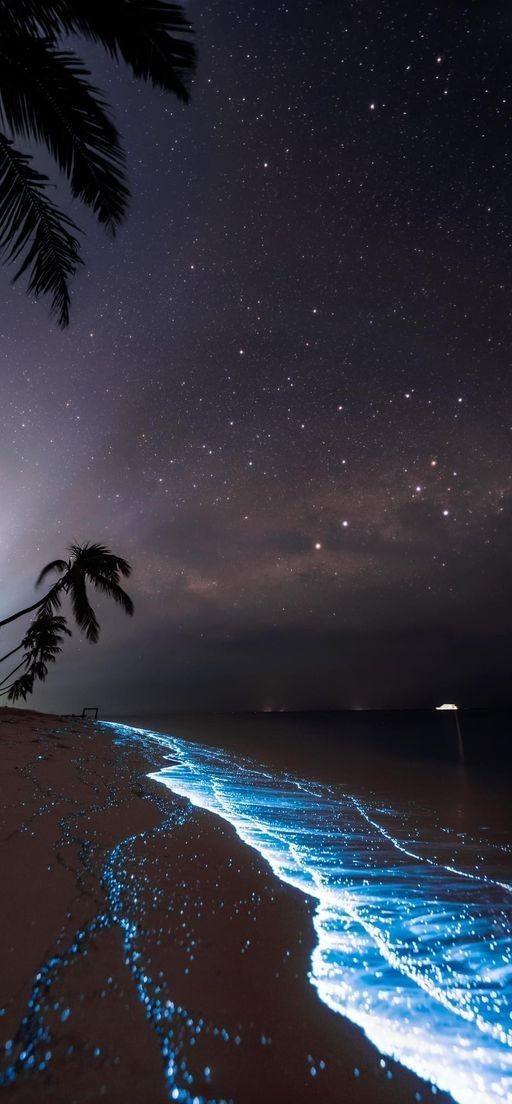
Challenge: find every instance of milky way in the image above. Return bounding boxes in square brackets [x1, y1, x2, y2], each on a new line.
[1, 1, 511, 710]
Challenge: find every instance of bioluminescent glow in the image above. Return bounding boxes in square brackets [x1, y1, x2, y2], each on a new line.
[4, 720, 510, 1104]
[0, 723, 233, 1104]
[96, 723, 512, 1104]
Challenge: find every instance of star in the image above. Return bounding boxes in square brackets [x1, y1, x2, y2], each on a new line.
[3, 0, 510, 719]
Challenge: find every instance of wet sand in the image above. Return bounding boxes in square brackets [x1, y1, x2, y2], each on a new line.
[0, 709, 451, 1103]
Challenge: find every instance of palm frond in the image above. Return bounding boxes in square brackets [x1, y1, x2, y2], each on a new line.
[0, 2, 60, 36]
[40, 587, 64, 615]
[0, 133, 82, 325]
[5, 671, 35, 702]
[69, 571, 100, 642]
[69, 542, 132, 579]
[35, 559, 68, 586]
[30, 542, 134, 647]
[0, 1, 195, 100]
[3, 611, 73, 700]
[22, 612, 71, 649]
[91, 574, 134, 615]
[0, 38, 129, 232]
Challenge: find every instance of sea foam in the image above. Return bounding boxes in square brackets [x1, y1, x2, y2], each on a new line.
[109, 723, 512, 1104]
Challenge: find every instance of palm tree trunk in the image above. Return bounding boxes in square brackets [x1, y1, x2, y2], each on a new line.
[0, 583, 62, 631]
[0, 682, 17, 697]
[0, 642, 23, 664]
[0, 595, 47, 631]
[0, 658, 27, 689]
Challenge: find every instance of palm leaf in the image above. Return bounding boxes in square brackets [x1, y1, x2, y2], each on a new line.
[31, 542, 134, 648]
[69, 570, 100, 642]
[4, 610, 73, 699]
[0, 1, 195, 100]
[91, 574, 134, 615]
[0, 38, 129, 232]
[40, 586, 64, 614]
[4, 672, 35, 701]
[69, 542, 132, 579]
[22, 612, 71, 648]
[0, 133, 81, 325]
[35, 559, 68, 586]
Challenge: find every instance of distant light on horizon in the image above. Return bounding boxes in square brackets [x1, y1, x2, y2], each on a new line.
[435, 703, 459, 711]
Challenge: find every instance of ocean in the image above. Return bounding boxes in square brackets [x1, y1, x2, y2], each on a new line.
[105, 712, 512, 1104]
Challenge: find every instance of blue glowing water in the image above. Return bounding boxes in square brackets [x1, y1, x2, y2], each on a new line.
[108, 723, 512, 1104]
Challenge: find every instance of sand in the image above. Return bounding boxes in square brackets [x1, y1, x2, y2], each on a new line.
[0, 709, 451, 1103]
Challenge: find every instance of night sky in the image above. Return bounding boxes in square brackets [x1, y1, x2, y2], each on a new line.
[2, 0, 512, 713]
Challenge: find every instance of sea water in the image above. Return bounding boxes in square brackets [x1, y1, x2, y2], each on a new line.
[106, 719, 512, 1104]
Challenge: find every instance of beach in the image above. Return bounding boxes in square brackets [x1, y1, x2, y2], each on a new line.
[0, 708, 458, 1103]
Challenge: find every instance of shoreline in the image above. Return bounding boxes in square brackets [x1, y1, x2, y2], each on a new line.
[0, 709, 452, 1102]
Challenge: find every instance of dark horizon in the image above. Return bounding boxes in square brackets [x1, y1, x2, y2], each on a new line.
[106, 705, 512, 715]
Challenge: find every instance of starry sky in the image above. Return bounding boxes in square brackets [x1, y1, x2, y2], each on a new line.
[2, 0, 512, 713]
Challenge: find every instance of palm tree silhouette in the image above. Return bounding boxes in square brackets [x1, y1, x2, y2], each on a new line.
[0, 1, 195, 324]
[0, 541, 134, 641]
[0, 611, 71, 701]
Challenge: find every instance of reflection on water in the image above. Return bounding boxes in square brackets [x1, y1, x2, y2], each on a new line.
[108, 715, 512, 1104]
